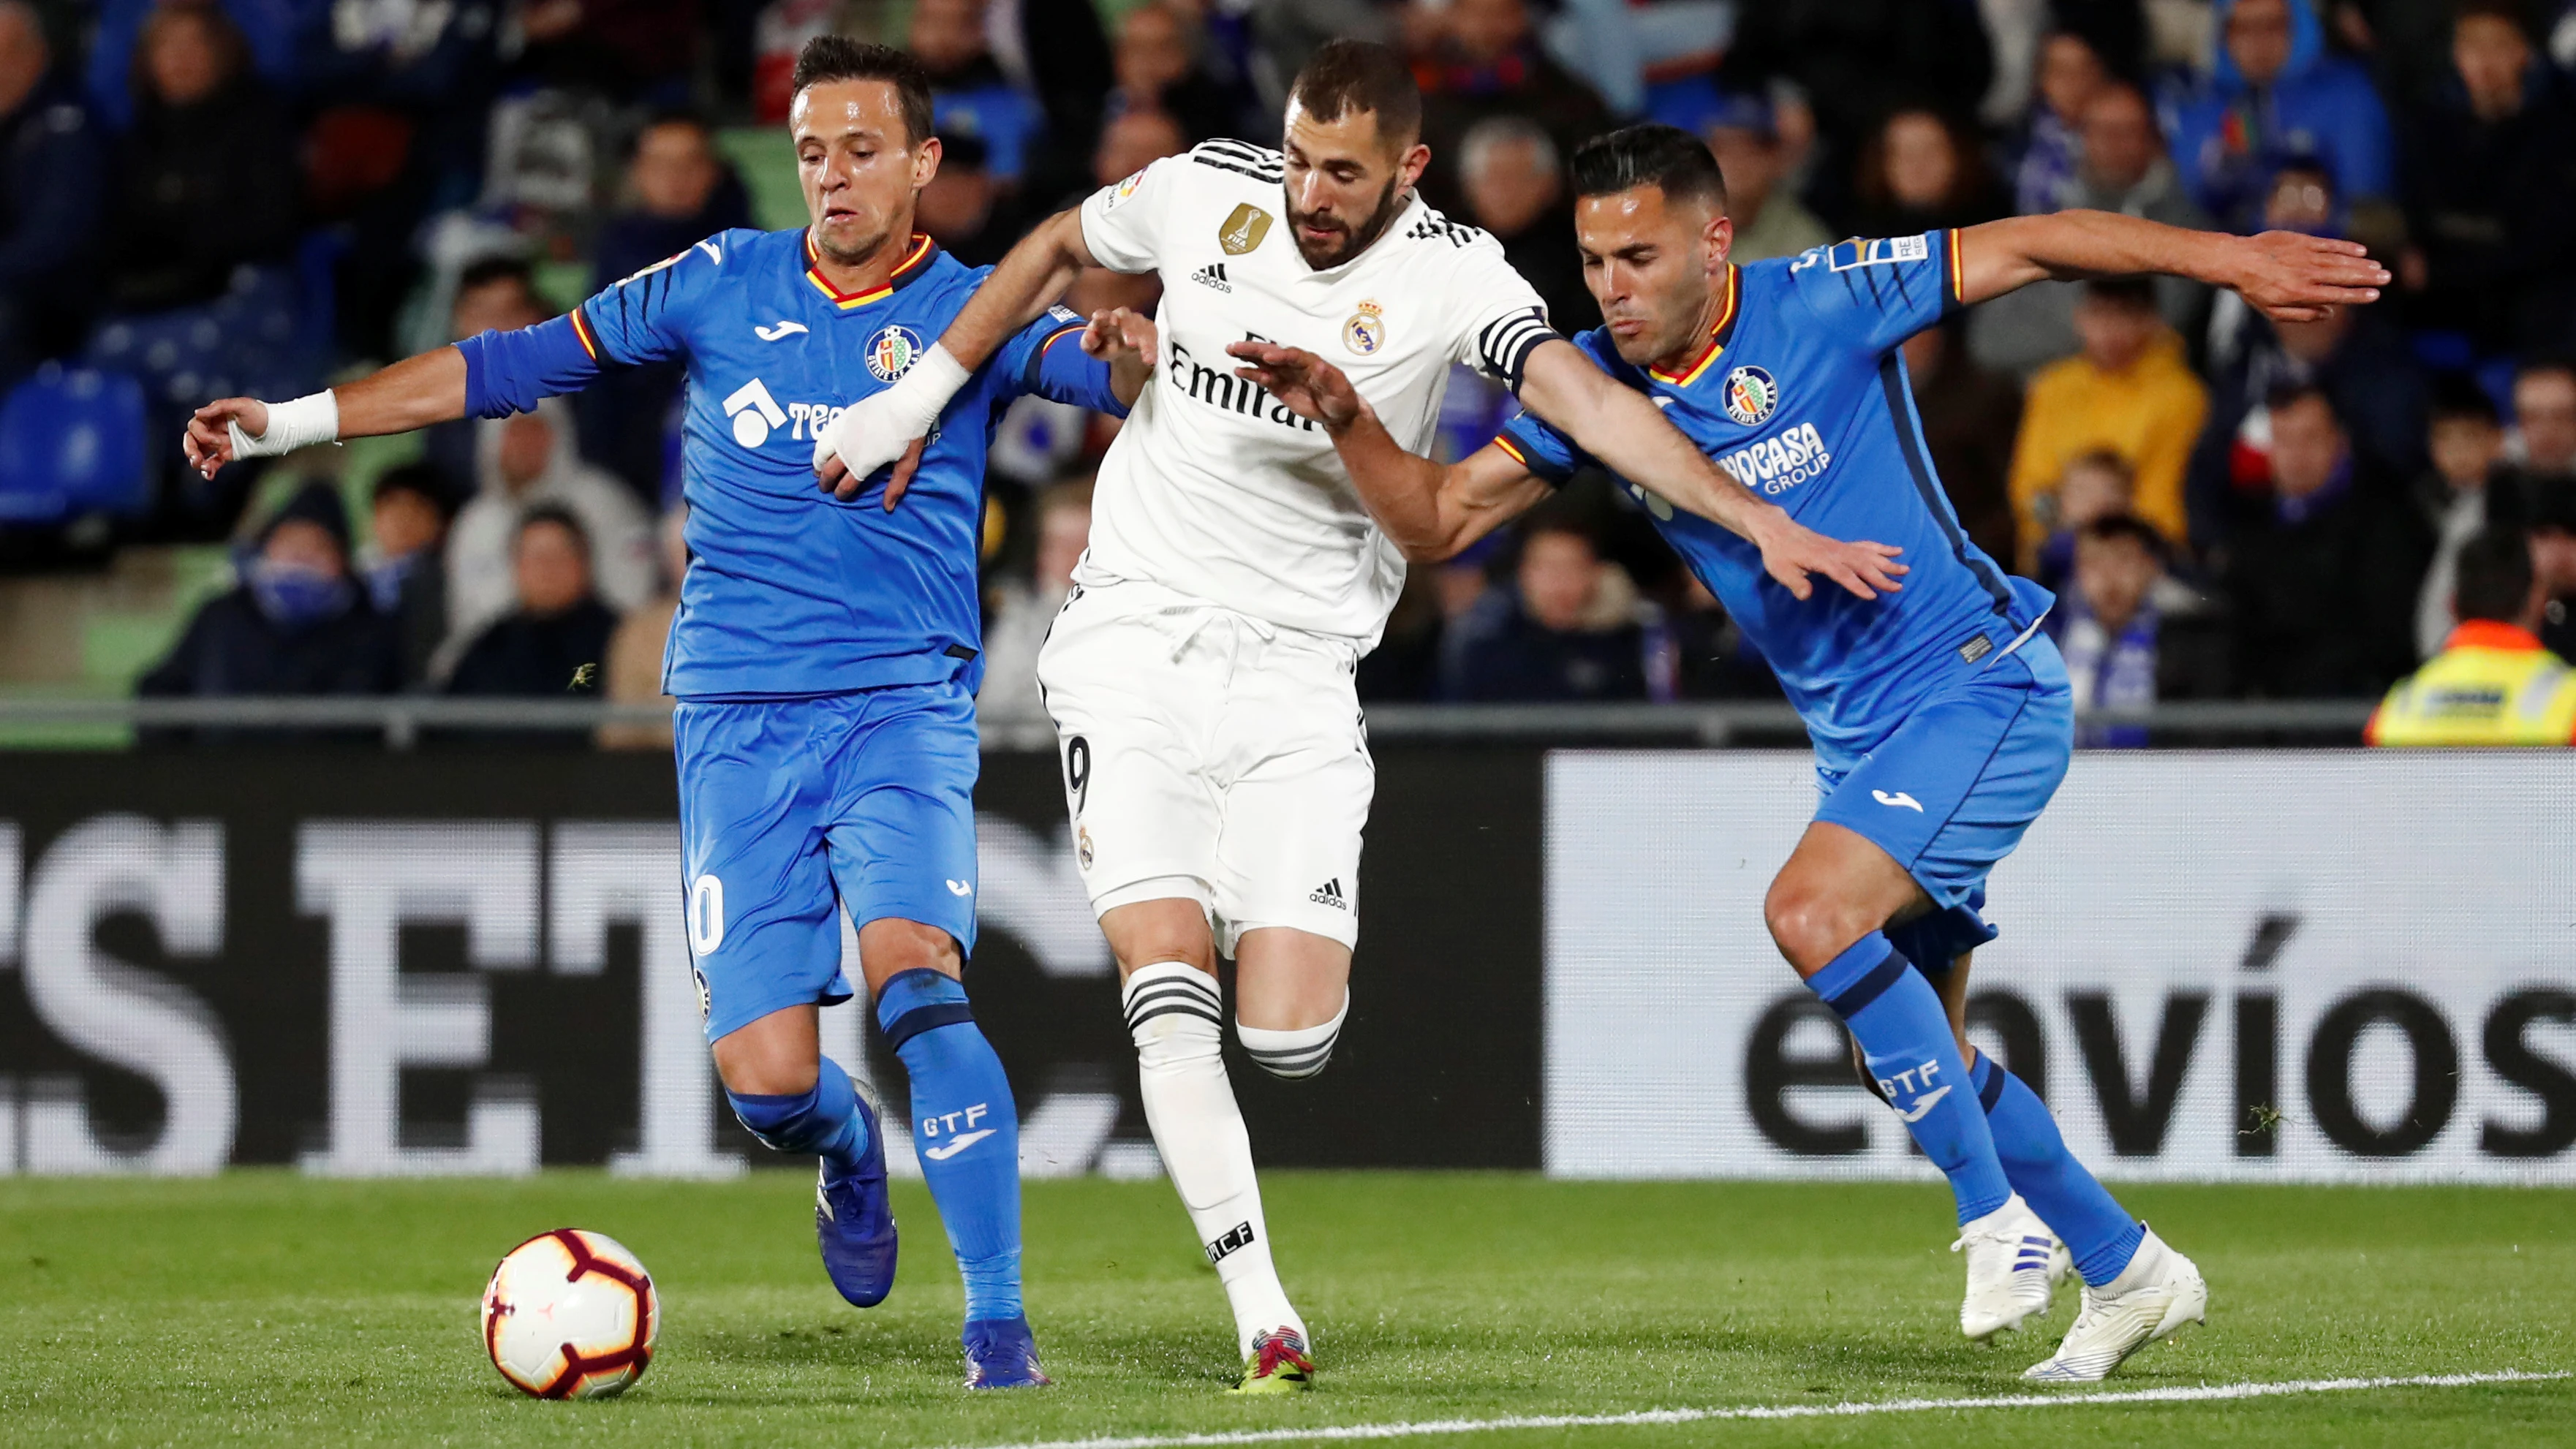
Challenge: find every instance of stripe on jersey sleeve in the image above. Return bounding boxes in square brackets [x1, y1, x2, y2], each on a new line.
[1477, 309, 1555, 393]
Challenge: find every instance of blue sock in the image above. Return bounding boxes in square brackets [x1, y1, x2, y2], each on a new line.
[725, 1054, 868, 1174]
[877, 969, 1024, 1324]
[1970, 1052, 2145, 1285]
[1806, 935, 2012, 1225]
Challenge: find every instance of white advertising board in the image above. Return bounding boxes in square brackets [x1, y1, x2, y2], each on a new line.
[1545, 752, 2576, 1183]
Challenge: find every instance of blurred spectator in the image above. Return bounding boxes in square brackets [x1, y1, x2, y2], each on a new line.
[599, 505, 688, 750]
[912, 0, 1045, 190]
[2368, 523, 2576, 745]
[1533, 2, 1737, 125]
[2504, 357, 2576, 483]
[1111, 1, 1247, 145]
[137, 483, 403, 720]
[0, 2, 100, 376]
[1658, 575, 1785, 700]
[2166, 0, 2395, 232]
[1414, 0, 1613, 217]
[1441, 518, 1649, 702]
[2398, 0, 2576, 357]
[2530, 486, 2576, 659]
[918, 133, 1024, 268]
[978, 478, 1089, 744]
[1697, 88, 1831, 265]
[445, 507, 621, 716]
[445, 398, 655, 673]
[2012, 30, 2111, 216]
[992, 0, 1118, 197]
[1067, 107, 1185, 321]
[1850, 107, 2004, 239]
[2031, 448, 2139, 592]
[2187, 295, 2428, 556]
[2411, 378, 2514, 659]
[581, 112, 752, 502]
[101, 3, 297, 317]
[2049, 513, 2230, 744]
[1459, 116, 1590, 336]
[1903, 319, 2023, 568]
[2008, 276, 2207, 567]
[423, 257, 548, 493]
[1970, 81, 2212, 375]
[1715, 0, 1994, 229]
[2221, 384, 2428, 696]
[2204, 159, 2343, 374]
[83, 0, 298, 131]
[361, 464, 458, 687]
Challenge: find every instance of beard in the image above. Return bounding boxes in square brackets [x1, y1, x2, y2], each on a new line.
[1285, 173, 1407, 270]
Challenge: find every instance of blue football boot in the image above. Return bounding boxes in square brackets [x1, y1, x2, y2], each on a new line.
[815, 1090, 897, 1307]
[962, 1317, 1051, 1388]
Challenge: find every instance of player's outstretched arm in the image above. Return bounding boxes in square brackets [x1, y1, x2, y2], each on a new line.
[183, 347, 469, 482]
[1954, 211, 2390, 322]
[1514, 341, 1906, 602]
[1228, 340, 1551, 561]
[817, 208, 1099, 500]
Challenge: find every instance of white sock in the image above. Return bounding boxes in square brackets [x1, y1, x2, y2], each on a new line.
[1123, 961, 1304, 1355]
[1236, 991, 1350, 1080]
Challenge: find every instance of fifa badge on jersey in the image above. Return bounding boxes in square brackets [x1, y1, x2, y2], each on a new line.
[1343, 300, 1387, 356]
[866, 325, 923, 383]
[1076, 825, 1095, 871]
[1219, 203, 1272, 256]
[1722, 364, 1780, 426]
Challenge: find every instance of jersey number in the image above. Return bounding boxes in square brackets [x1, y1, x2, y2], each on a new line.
[687, 874, 725, 956]
[1065, 735, 1091, 816]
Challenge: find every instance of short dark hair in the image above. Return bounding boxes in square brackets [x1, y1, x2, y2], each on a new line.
[515, 503, 591, 557]
[1570, 124, 1729, 213]
[1288, 39, 1421, 145]
[2082, 274, 2159, 311]
[457, 254, 536, 298]
[2077, 512, 2169, 561]
[372, 462, 456, 520]
[2454, 0, 2533, 40]
[2430, 374, 2502, 426]
[2265, 379, 2338, 419]
[791, 36, 934, 149]
[2455, 524, 2534, 623]
[2516, 353, 2576, 390]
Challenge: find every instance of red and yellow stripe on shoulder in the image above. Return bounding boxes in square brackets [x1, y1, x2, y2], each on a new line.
[1494, 434, 1532, 468]
[568, 306, 600, 361]
[1944, 227, 1966, 312]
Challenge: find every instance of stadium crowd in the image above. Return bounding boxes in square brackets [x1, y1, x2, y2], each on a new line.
[1, 0, 2573, 736]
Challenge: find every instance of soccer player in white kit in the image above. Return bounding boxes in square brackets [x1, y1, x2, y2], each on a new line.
[815, 41, 1905, 1392]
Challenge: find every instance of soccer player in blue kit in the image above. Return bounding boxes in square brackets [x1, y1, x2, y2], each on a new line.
[1231, 124, 2389, 1382]
[180, 39, 1155, 1389]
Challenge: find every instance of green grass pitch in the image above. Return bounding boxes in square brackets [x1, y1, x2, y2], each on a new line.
[0, 1172, 2566, 1446]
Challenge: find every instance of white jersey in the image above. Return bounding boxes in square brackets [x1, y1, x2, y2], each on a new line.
[1077, 140, 1557, 646]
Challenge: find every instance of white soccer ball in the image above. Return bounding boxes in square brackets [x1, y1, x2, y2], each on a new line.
[480, 1228, 661, 1399]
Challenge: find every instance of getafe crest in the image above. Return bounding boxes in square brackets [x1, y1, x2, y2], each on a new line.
[866, 325, 923, 383]
[1722, 364, 1780, 426]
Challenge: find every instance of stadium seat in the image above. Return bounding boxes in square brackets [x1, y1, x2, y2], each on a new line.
[0, 365, 151, 524]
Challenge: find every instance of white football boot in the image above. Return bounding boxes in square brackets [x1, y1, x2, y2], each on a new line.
[1953, 1193, 2061, 1339]
[2024, 1226, 2208, 1382]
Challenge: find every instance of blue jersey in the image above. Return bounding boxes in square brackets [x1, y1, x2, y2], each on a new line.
[459, 229, 1128, 700]
[1497, 230, 2054, 771]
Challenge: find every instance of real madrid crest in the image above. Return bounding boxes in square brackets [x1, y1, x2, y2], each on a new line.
[866, 325, 923, 383]
[1218, 203, 1272, 256]
[1343, 300, 1386, 356]
[1721, 363, 1779, 426]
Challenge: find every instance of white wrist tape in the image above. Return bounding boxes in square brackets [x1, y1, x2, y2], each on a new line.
[897, 343, 970, 425]
[228, 390, 339, 459]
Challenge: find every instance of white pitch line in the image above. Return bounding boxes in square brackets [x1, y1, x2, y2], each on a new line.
[951, 1370, 2570, 1449]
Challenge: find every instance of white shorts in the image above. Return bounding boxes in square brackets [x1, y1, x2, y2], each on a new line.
[1035, 578, 1374, 954]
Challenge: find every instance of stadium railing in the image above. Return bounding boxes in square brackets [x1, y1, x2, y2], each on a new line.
[0, 696, 2379, 749]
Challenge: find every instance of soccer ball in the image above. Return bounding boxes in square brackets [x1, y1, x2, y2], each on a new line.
[480, 1228, 660, 1399]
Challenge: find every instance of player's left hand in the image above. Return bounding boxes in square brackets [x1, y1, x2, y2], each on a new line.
[1081, 307, 1157, 366]
[1749, 509, 1908, 602]
[2229, 231, 2390, 322]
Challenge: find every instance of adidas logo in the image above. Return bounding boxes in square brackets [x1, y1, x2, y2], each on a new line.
[1307, 877, 1348, 910]
[1191, 262, 1232, 292]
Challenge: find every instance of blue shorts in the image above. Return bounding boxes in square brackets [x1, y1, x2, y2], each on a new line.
[1812, 635, 2073, 971]
[673, 682, 981, 1043]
